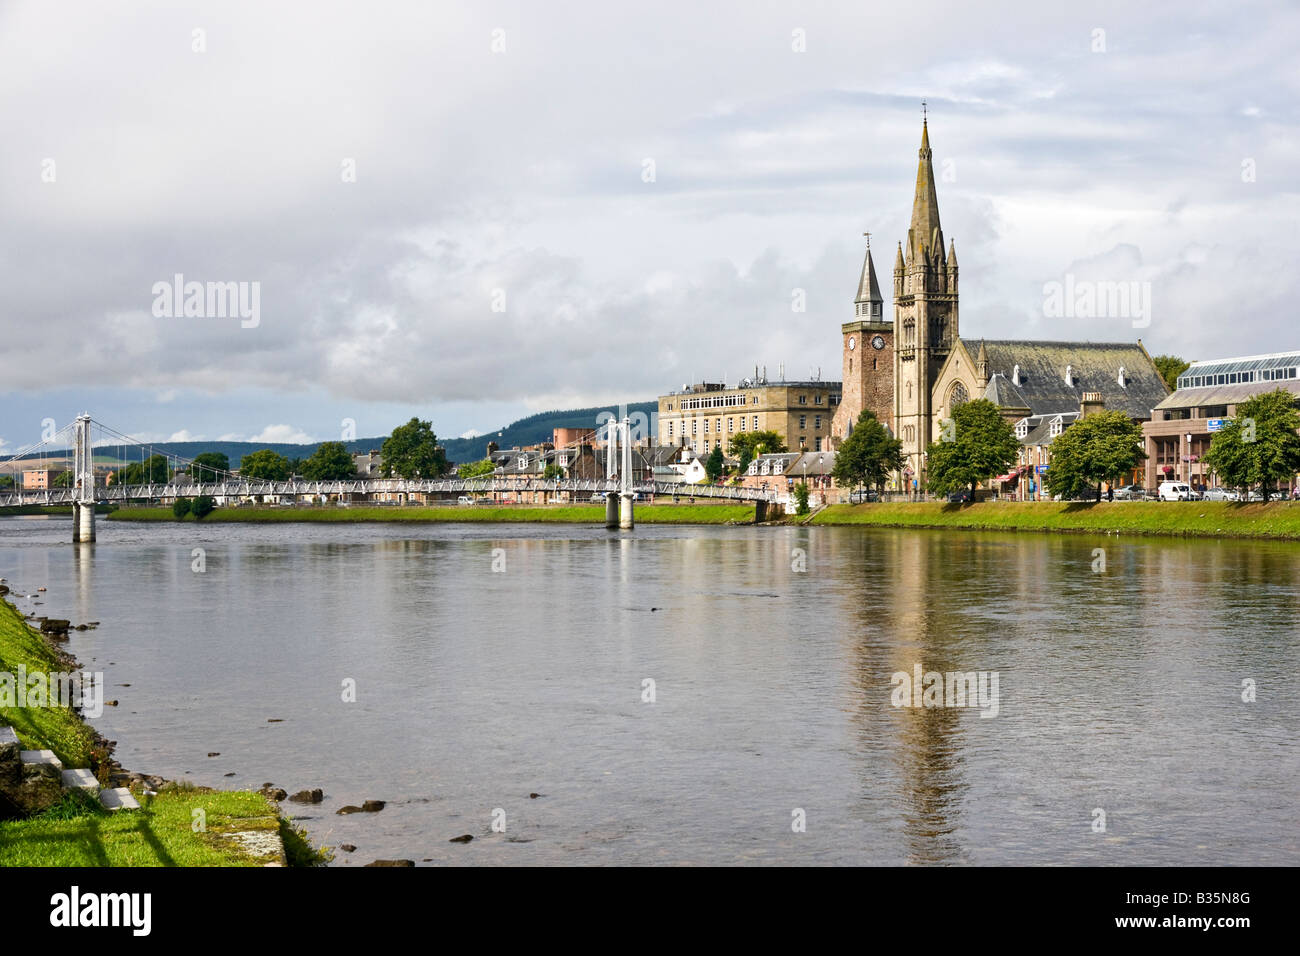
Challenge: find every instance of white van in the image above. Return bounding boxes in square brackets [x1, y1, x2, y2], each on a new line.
[1158, 481, 1192, 501]
[457, 495, 474, 506]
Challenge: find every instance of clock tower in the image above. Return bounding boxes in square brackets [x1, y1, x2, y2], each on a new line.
[831, 233, 894, 447]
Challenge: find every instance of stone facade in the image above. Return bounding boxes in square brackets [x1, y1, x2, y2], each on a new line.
[658, 379, 841, 456]
[831, 239, 894, 445]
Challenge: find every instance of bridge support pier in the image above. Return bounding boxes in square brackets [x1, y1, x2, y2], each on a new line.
[754, 500, 768, 523]
[619, 493, 634, 529]
[73, 502, 95, 542]
[605, 493, 619, 529]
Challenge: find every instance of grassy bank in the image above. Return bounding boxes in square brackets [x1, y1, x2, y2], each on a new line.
[108, 503, 759, 525]
[0, 598, 325, 866]
[810, 500, 1300, 539]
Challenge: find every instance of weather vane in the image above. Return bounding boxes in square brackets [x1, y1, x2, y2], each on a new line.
[863, 231, 871, 249]
[921, 99, 927, 121]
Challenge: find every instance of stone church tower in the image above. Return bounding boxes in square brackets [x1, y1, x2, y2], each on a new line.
[831, 236, 893, 446]
[893, 117, 958, 488]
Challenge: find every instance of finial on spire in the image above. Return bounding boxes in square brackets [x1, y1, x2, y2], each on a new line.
[921, 99, 927, 124]
[863, 231, 871, 249]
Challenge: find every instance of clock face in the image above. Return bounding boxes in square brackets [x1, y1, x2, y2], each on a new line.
[848, 336, 856, 351]
[871, 335, 886, 350]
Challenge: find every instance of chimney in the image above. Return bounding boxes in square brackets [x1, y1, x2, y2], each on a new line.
[1080, 392, 1104, 418]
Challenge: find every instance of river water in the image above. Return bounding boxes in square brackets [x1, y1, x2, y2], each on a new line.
[1, 515, 1296, 865]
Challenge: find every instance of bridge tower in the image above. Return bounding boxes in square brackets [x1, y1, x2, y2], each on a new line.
[603, 417, 635, 529]
[72, 413, 95, 542]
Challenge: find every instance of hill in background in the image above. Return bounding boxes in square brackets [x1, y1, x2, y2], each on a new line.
[5, 400, 657, 471]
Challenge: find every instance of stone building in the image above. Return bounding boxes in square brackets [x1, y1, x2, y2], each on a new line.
[831, 116, 1168, 492]
[657, 376, 841, 457]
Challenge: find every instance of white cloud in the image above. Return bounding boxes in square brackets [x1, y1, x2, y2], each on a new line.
[249, 425, 314, 444]
[167, 429, 201, 442]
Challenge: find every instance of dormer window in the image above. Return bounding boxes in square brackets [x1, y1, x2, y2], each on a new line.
[1050, 418, 1064, 438]
[1064, 364, 1075, 387]
[1012, 364, 1021, 386]
[1015, 420, 1029, 439]
[1117, 365, 1127, 388]
[518, 455, 528, 469]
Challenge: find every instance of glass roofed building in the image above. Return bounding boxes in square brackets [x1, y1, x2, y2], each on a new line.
[1143, 350, 1300, 492]
[1175, 351, 1300, 390]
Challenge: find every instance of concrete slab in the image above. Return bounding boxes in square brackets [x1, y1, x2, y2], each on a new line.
[20, 750, 62, 769]
[99, 787, 140, 811]
[0, 727, 19, 746]
[61, 768, 99, 791]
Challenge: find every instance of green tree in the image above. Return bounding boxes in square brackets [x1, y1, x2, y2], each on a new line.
[301, 441, 356, 481]
[239, 449, 292, 481]
[793, 481, 810, 515]
[832, 410, 904, 494]
[457, 458, 496, 479]
[1152, 355, 1191, 392]
[189, 452, 230, 482]
[172, 498, 191, 519]
[192, 495, 216, 519]
[381, 418, 448, 479]
[705, 445, 725, 481]
[0, 474, 13, 489]
[542, 462, 564, 480]
[53, 470, 74, 488]
[117, 454, 172, 485]
[1202, 389, 1300, 500]
[925, 399, 1019, 500]
[729, 430, 787, 474]
[1044, 411, 1146, 502]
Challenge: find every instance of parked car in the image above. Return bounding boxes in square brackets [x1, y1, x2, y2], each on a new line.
[457, 495, 474, 506]
[1244, 489, 1265, 502]
[1158, 481, 1193, 501]
[1112, 485, 1145, 501]
[947, 490, 972, 503]
[849, 489, 880, 504]
[1201, 487, 1239, 502]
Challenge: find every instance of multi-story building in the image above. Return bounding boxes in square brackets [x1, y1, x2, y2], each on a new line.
[657, 376, 842, 457]
[22, 468, 65, 490]
[1142, 351, 1300, 490]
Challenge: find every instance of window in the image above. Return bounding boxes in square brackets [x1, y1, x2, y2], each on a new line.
[814, 415, 821, 429]
[518, 456, 528, 469]
[949, 381, 969, 411]
[752, 416, 759, 429]
[668, 422, 674, 439]
[815, 394, 823, 405]
[815, 438, 822, 451]
[799, 395, 808, 405]
[727, 418, 734, 432]
[692, 420, 698, 435]
[703, 420, 709, 433]
[799, 415, 807, 428]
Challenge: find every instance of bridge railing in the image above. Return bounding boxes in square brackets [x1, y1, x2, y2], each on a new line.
[0, 477, 775, 507]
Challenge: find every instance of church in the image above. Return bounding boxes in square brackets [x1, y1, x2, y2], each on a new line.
[829, 116, 1168, 492]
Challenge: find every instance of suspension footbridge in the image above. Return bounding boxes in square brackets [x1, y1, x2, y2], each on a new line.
[1, 415, 775, 541]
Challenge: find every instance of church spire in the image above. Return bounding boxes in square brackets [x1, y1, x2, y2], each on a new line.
[854, 233, 883, 319]
[906, 113, 943, 264]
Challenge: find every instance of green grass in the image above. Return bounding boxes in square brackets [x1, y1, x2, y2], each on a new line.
[810, 500, 1300, 539]
[0, 600, 95, 767]
[1, 598, 327, 866]
[0, 786, 312, 866]
[108, 503, 760, 525]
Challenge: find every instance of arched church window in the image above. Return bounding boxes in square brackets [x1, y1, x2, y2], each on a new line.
[949, 381, 969, 410]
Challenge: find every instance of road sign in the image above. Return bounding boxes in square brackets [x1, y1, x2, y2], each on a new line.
[1037, 465, 1049, 474]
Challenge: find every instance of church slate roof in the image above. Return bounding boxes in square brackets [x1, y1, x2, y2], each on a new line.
[962, 339, 1168, 419]
[983, 372, 1029, 409]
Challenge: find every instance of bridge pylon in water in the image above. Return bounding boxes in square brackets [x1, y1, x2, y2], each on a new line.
[604, 417, 634, 529]
[72, 413, 96, 543]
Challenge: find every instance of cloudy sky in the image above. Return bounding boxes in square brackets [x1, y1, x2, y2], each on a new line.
[1, 0, 1296, 452]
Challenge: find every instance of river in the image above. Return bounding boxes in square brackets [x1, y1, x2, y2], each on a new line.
[2, 515, 1296, 865]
